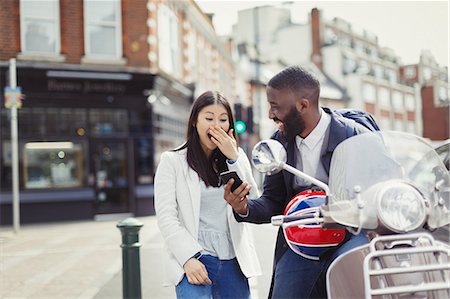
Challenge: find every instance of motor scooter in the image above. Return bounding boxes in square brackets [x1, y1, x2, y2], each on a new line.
[251, 131, 450, 299]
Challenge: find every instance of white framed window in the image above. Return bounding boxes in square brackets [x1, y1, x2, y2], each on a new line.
[84, 0, 122, 59]
[158, 4, 180, 76]
[380, 117, 391, 130]
[405, 94, 415, 111]
[407, 121, 416, 134]
[378, 87, 390, 108]
[422, 67, 432, 81]
[373, 64, 383, 79]
[187, 30, 197, 81]
[404, 66, 416, 79]
[394, 119, 403, 131]
[392, 91, 403, 112]
[386, 69, 397, 84]
[363, 83, 376, 103]
[20, 0, 60, 54]
[438, 86, 449, 105]
[343, 56, 356, 74]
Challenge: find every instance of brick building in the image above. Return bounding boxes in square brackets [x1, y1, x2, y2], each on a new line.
[0, 0, 238, 224]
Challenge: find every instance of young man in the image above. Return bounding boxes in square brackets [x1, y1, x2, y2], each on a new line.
[224, 66, 368, 298]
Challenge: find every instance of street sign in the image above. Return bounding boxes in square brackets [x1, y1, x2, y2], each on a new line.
[4, 86, 23, 109]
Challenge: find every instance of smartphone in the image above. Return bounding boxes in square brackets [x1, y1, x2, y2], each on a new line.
[219, 170, 244, 193]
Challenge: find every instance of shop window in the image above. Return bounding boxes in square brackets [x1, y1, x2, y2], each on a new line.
[84, 0, 122, 59]
[20, 0, 60, 54]
[16, 108, 87, 137]
[89, 109, 128, 135]
[23, 141, 84, 189]
[135, 138, 153, 184]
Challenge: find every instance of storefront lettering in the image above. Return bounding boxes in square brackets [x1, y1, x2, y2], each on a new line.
[83, 81, 126, 94]
[48, 79, 82, 92]
[47, 79, 126, 94]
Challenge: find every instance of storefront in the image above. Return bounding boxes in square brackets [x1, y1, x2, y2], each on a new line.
[0, 65, 157, 224]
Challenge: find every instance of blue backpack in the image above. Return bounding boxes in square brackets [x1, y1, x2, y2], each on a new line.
[334, 109, 380, 137]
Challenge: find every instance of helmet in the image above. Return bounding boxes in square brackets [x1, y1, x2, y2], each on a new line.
[283, 190, 346, 260]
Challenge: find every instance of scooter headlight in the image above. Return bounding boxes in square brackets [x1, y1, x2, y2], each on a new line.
[377, 182, 426, 233]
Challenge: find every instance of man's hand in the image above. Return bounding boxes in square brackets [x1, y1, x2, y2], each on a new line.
[183, 258, 212, 285]
[224, 179, 252, 215]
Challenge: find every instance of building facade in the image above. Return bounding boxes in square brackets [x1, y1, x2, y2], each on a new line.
[400, 50, 449, 141]
[0, 0, 238, 224]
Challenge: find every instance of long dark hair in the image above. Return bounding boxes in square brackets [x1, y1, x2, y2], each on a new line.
[175, 91, 237, 187]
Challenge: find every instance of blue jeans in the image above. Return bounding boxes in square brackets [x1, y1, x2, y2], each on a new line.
[272, 233, 368, 298]
[175, 255, 250, 299]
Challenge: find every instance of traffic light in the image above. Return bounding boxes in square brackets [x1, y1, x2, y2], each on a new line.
[234, 120, 247, 134]
[234, 103, 245, 134]
[233, 103, 253, 134]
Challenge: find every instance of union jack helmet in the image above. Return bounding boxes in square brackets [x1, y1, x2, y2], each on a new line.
[283, 190, 346, 260]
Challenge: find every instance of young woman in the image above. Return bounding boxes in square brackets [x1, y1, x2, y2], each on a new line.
[154, 91, 261, 298]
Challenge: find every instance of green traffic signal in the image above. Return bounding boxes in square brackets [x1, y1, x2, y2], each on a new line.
[234, 120, 246, 134]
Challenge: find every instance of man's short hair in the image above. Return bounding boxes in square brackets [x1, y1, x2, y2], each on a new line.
[268, 66, 320, 103]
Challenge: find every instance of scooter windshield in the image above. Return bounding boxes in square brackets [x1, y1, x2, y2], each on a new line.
[328, 131, 449, 229]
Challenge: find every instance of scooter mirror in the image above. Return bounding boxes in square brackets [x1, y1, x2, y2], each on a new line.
[251, 140, 287, 175]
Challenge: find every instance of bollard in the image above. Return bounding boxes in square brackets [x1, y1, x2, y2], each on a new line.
[117, 217, 144, 299]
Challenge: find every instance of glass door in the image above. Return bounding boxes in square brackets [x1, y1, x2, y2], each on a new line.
[91, 139, 129, 214]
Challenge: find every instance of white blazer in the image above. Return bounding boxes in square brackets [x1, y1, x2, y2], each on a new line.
[154, 147, 262, 286]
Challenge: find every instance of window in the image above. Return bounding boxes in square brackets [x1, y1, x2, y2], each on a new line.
[404, 66, 416, 79]
[422, 67, 432, 81]
[89, 109, 128, 135]
[158, 4, 180, 76]
[84, 0, 122, 58]
[16, 108, 87, 138]
[386, 69, 397, 84]
[407, 121, 416, 134]
[438, 86, 449, 104]
[20, 0, 60, 54]
[343, 57, 356, 74]
[380, 117, 391, 130]
[323, 28, 337, 46]
[135, 138, 153, 184]
[394, 119, 403, 131]
[23, 141, 84, 189]
[392, 91, 403, 112]
[187, 30, 197, 82]
[378, 87, 390, 108]
[405, 94, 415, 111]
[373, 65, 384, 79]
[363, 83, 376, 103]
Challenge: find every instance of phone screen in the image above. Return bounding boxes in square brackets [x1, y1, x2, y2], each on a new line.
[220, 171, 243, 192]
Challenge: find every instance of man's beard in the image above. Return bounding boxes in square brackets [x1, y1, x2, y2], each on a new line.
[282, 107, 305, 140]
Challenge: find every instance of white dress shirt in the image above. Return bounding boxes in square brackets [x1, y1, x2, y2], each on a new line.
[295, 111, 331, 185]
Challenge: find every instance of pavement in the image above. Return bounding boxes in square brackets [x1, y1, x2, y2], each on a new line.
[0, 216, 278, 299]
[1, 216, 447, 299]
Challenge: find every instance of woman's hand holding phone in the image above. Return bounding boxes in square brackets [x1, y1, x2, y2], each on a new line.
[208, 125, 238, 160]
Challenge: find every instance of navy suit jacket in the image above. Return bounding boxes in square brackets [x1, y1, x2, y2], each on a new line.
[235, 107, 368, 263]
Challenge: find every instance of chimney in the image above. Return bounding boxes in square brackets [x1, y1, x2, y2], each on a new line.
[311, 8, 323, 70]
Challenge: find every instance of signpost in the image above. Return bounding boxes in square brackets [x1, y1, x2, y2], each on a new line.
[4, 58, 21, 233]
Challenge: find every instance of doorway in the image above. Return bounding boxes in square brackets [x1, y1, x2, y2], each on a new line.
[91, 139, 130, 215]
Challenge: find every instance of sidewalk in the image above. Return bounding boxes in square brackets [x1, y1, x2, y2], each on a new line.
[0, 216, 277, 299]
